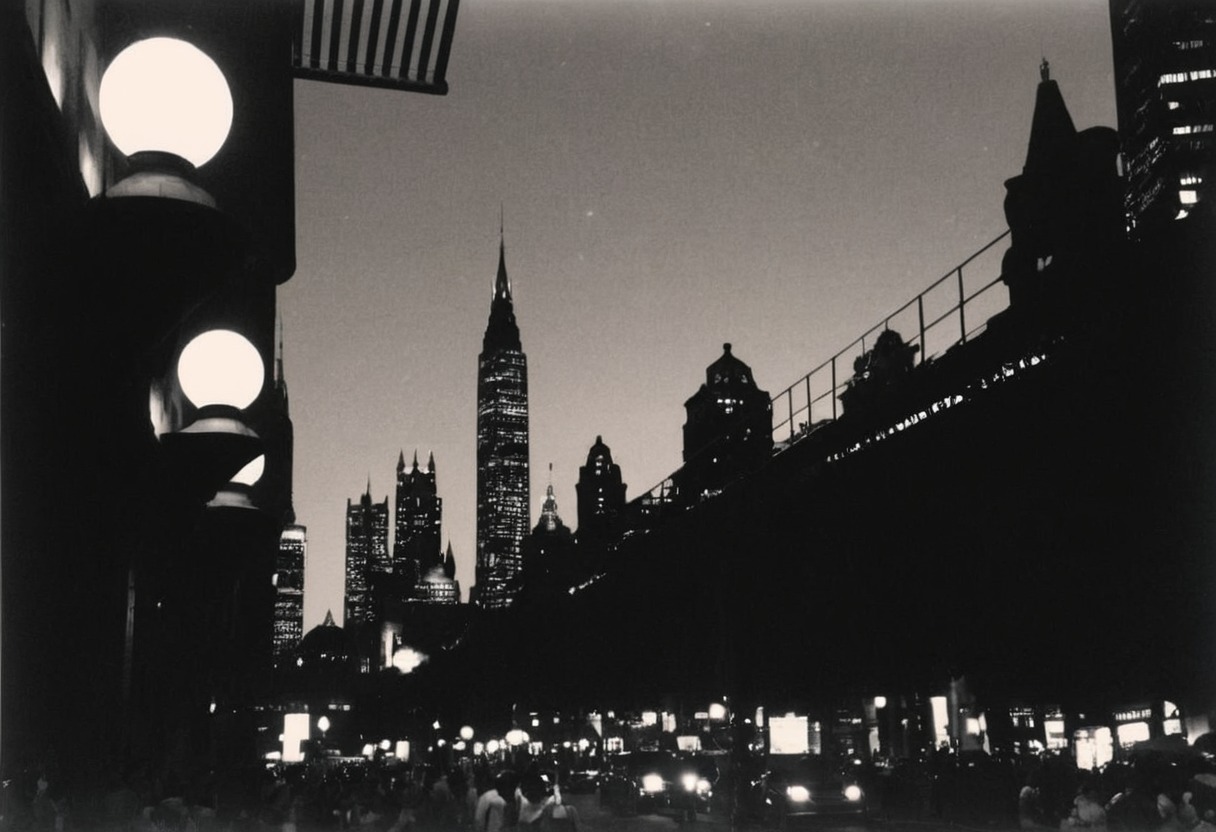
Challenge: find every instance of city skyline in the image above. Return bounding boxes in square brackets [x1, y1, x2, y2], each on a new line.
[282, 0, 1118, 629]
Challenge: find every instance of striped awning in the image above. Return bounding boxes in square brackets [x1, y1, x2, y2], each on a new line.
[293, 0, 459, 94]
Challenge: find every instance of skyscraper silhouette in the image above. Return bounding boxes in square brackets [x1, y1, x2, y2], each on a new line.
[344, 483, 389, 625]
[475, 229, 530, 609]
[576, 436, 627, 548]
[679, 343, 773, 502]
[393, 450, 443, 597]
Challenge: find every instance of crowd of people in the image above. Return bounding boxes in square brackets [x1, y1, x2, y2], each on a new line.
[1017, 751, 1216, 832]
[0, 755, 583, 832]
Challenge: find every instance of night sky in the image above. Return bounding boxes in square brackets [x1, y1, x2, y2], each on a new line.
[282, 0, 1117, 629]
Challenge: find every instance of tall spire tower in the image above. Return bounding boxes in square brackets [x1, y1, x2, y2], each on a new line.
[475, 222, 530, 609]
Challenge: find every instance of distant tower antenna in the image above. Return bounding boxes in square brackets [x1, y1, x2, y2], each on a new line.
[1041, 56, 1050, 82]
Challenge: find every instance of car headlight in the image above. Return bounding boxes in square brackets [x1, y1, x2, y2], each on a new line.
[681, 773, 698, 792]
[845, 785, 863, 802]
[787, 786, 811, 802]
[697, 778, 712, 794]
[642, 774, 664, 793]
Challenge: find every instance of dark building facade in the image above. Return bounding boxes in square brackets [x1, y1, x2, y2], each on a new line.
[344, 484, 389, 626]
[394, 450, 444, 598]
[678, 343, 773, 503]
[1110, 0, 1216, 235]
[475, 236, 531, 609]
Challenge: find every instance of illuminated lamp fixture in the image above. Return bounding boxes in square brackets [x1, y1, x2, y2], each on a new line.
[460, 726, 475, 741]
[99, 37, 233, 206]
[178, 329, 264, 411]
[160, 329, 264, 503]
[209, 453, 266, 510]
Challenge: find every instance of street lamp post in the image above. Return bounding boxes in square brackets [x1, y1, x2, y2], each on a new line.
[88, 26, 289, 775]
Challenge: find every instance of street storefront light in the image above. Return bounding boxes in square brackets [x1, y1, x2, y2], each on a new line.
[178, 330, 264, 409]
[642, 774, 664, 793]
[460, 726, 475, 741]
[681, 773, 697, 792]
[100, 37, 233, 167]
[845, 785, 863, 802]
[393, 646, 426, 674]
[787, 786, 810, 803]
[485, 740, 500, 754]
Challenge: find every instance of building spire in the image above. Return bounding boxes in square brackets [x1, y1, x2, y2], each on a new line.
[428, 451, 435, 473]
[1025, 57, 1076, 174]
[496, 213, 511, 301]
[398, 450, 406, 472]
[483, 217, 522, 353]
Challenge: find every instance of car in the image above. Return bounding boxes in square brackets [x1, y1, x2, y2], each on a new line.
[565, 766, 600, 794]
[599, 751, 717, 820]
[738, 755, 866, 827]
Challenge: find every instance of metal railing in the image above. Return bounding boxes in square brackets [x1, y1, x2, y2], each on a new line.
[630, 230, 1012, 518]
[771, 230, 1011, 442]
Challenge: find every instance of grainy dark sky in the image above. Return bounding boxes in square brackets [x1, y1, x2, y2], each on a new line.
[282, 0, 1117, 629]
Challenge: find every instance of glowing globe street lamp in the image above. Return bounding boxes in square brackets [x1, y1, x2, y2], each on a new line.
[159, 328, 265, 504]
[99, 37, 233, 206]
[85, 36, 250, 379]
[177, 330, 264, 411]
[100, 37, 233, 168]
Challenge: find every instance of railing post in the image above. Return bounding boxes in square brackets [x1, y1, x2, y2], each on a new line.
[917, 294, 926, 365]
[787, 391, 794, 441]
[957, 267, 967, 344]
[831, 356, 838, 420]
[805, 375, 813, 427]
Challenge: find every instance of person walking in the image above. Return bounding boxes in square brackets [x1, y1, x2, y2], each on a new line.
[474, 771, 519, 832]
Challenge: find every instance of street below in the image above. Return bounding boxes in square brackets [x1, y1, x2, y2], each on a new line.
[560, 790, 1009, 832]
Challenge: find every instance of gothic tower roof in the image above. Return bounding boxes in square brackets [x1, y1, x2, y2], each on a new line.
[586, 435, 613, 466]
[703, 343, 757, 390]
[1024, 59, 1077, 176]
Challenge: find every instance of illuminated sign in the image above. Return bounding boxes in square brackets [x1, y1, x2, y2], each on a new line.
[676, 736, 702, 752]
[1117, 722, 1150, 749]
[282, 712, 310, 763]
[769, 716, 809, 755]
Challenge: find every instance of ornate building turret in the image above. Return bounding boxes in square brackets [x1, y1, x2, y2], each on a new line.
[999, 60, 1123, 322]
[475, 226, 530, 609]
[522, 475, 578, 599]
[679, 343, 773, 502]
